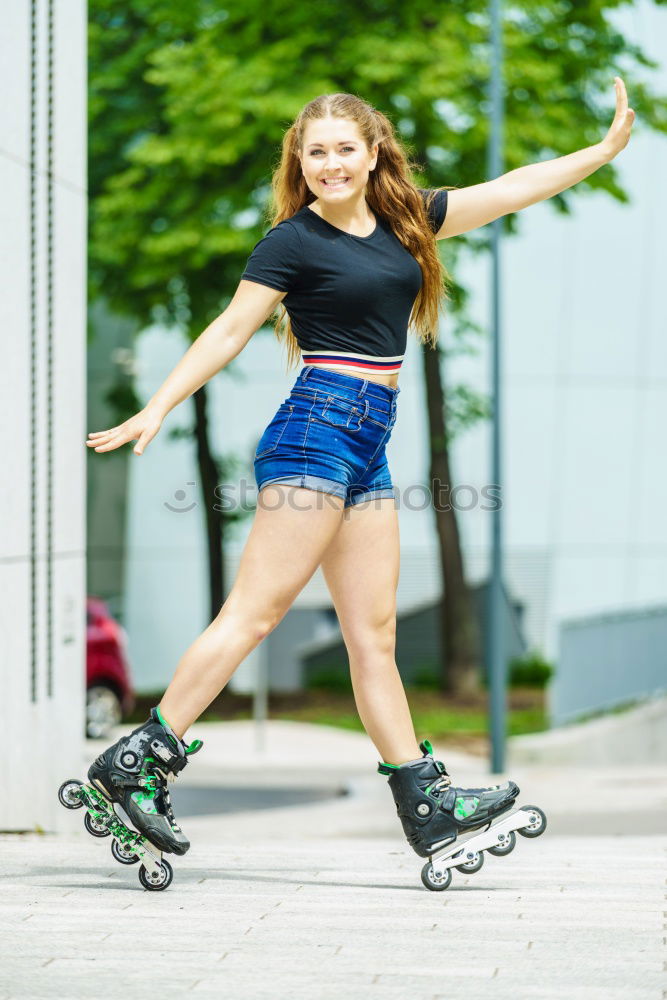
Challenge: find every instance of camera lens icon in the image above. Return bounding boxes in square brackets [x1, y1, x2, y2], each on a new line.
[164, 482, 197, 513]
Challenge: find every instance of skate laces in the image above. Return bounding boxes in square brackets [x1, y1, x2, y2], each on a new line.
[429, 768, 452, 794]
[425, 760, 452, 797]
[418, 741, 452, 797]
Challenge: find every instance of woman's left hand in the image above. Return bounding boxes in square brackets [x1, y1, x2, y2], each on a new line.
[601, 76, 636, 161]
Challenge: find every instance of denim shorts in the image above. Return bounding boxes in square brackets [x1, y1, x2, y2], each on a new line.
[253, 365, 400, 509]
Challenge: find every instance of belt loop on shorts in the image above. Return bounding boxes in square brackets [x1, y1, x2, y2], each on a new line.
[302, 365, 313, 382]
[358, 378, 368, 398]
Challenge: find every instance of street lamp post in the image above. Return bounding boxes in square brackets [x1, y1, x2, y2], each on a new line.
[487, 0, 507, 774]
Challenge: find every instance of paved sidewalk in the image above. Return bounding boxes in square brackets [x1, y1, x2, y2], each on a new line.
[1, 722, 665, 1000]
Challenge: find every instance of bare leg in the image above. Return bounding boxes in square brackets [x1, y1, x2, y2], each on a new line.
[319, 498, 421, 765]
[159, 485, 345, 738]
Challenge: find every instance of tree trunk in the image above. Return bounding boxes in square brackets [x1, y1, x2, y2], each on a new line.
[192, 384, 225, 621]
[421, 342, 481, 696]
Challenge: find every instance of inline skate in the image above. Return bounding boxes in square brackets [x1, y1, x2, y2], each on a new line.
[58, 706, 202, 891]
[379, 740, 547, 892]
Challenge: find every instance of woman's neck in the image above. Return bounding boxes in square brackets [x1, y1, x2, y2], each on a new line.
[307, 197, 376, 237]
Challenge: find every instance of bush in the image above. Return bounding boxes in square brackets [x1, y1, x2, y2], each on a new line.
[411, 662, 441, 690]
[306, 665, 352, 692]
[508, 650, 554, 688]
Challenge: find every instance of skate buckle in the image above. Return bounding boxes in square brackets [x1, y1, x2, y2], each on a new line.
[151, 740, 175, 764]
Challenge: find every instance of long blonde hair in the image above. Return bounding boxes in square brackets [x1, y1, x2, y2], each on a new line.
[268, 92, 453, 369]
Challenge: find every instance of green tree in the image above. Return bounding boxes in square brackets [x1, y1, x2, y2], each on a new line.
[88, 0, 667, 681]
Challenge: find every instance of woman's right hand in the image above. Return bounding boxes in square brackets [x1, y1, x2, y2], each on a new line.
[86, 406, 164, 456]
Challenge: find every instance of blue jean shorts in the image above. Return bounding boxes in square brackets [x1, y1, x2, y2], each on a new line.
[253, 365, 400, 509]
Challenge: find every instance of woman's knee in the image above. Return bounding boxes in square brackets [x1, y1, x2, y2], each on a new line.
[347, 615, 397, 665]
[214, 598, 288, 645]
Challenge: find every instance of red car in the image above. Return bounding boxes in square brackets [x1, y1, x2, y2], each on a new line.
[86, 597, 135, 739]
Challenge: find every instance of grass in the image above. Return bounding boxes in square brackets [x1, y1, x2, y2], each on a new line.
[129, 687, 546, 756]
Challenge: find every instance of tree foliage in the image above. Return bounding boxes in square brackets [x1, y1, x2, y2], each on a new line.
[89, 0, 667, 344]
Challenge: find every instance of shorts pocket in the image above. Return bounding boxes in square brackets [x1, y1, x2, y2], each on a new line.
[255, 404, 294, 459]
[289, 388, 317, 402]
[312, 395, 368, 432]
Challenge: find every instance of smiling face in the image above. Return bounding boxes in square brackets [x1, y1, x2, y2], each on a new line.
[299, 117, 378, 204]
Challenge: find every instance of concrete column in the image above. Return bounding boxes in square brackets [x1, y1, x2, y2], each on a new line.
[0, 0, 87, 831]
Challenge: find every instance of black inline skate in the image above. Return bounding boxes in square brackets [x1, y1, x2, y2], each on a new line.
[59, 707, 203, 890]
[379, 740, 547, 892]
[87, 706, 202, 856]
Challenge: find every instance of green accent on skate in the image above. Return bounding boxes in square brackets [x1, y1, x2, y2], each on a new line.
[81, 785, 111, 814]
[80, 783, 152, 862]
[155, 705, 169, 728]
[186, 739, 203, 754]
[420, 739, 434, 755]
[112, 822, 139, 844]
[454, 796, 480, 820]
[377, 762, 399, 775]
[105, 812, 142, 848]
[131, 790, 158, 815]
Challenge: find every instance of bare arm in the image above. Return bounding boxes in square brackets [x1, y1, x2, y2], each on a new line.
[437, 76, 635, 240]
[87, 279, 285, 455]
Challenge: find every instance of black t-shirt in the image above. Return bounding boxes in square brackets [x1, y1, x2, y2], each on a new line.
[241, 188, 447, 375]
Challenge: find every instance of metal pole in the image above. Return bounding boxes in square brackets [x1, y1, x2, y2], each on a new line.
[487, 0, 507, 774]
[253, 648, 268, 753]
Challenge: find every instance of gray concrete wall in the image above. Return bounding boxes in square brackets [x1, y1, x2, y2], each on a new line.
[0, 0, 87, 830]
[551, 605, 667, 726]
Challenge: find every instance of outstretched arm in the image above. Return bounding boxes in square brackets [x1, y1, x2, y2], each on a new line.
[437, 76, 636, 240]
[86, 280, 285, 455]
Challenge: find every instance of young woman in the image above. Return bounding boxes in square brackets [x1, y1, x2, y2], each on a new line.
[86, 85, 634, 865]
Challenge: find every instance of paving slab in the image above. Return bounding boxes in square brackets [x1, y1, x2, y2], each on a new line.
[1, 721, 665, 999]
[1, 831, 664, 999]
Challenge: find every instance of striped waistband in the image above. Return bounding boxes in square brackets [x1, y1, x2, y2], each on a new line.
[300, 350, 404, 375]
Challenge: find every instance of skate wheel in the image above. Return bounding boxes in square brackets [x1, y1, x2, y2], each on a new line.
[488, 830, 516, 856]
[518, 805, 547, 839]
[58, 780, 84, 810]
[111, 838, 140, 865]
[139, 860, 173, 891]
[84, 811, 111, 838]
[455, 850, 485, 875]
[421, 861, 452, 892]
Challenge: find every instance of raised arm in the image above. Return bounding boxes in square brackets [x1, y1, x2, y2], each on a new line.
[436, 76, 635, 240]
[86, 280, 285, 455]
